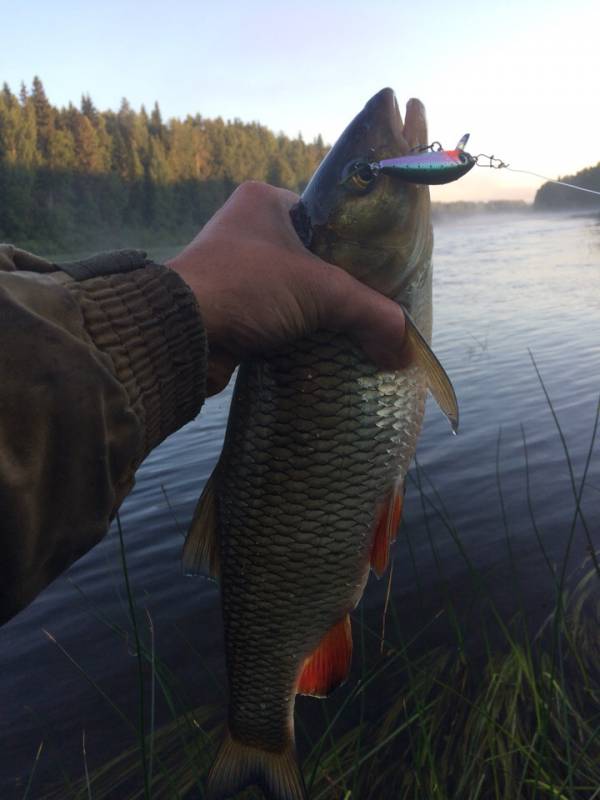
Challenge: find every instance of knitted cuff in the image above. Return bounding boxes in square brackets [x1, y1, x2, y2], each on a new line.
[62, 262, 207, 458]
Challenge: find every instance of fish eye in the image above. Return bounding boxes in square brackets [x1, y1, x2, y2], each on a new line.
[341, 160, 376, 192]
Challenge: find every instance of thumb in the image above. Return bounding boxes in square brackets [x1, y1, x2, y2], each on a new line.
[318, 268, 410, 371]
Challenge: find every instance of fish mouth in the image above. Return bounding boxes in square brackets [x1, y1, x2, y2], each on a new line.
[362, 88, 428, 158]
[296, 87, 431, 241]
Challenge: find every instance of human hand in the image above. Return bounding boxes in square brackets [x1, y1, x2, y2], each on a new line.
[168, 182, 409, 396]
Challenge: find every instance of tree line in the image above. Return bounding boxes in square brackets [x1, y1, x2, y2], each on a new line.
[534, 161, 600, 211]
[0, 77, 329, 251]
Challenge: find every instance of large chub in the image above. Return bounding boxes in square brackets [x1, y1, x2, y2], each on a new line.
[207, 729, 307, 800]
[199, 88, 442, 800]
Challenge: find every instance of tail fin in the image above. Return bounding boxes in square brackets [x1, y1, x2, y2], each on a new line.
[207, 729, 307, 800]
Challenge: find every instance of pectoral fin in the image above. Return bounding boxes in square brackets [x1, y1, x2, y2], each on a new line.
[182, 468, 220, 578]
[403, 309, 459, 433]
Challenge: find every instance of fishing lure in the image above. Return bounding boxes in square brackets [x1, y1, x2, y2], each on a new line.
[343, 134, 477, 188]
[345, 134, 600, 198]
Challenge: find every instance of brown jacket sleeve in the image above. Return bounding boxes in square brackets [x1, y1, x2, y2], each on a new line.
[0, 245, 207, 624]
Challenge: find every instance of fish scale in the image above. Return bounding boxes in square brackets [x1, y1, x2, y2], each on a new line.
[217, 331, 427, 752]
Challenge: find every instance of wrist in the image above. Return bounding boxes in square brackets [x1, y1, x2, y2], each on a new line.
[168, 247, 215, 332]
[168, 249, 239, 395]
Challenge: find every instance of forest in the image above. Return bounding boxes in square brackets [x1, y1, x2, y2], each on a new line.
[0, 77, 329, 252]
[3, 77, 597, 254]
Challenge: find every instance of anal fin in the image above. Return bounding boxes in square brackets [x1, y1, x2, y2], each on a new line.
[297, 614, 353, 698]
[371, 485, 404, 578]
[182, 468, 220, 578]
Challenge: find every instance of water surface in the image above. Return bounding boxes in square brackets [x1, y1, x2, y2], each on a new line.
[1, 211, 599, 796]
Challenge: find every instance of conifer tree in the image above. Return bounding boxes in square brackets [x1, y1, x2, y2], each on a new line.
[81, 93, 98, 123]
[0, 76, 331, 249]
[30, 76, 55, 162]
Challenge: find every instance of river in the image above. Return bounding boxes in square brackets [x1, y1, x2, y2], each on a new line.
[1, 210, 599, 797]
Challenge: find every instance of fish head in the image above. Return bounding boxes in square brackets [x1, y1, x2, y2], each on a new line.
[292, 88, 433, 302]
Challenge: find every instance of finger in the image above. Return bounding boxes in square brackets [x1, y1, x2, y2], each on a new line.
[220, 182, 301, 242]
[273, 186, 301, 208]
[403, 98, 428, 149]
[319, 269, 411, 371]
[226, 182, 299, 220]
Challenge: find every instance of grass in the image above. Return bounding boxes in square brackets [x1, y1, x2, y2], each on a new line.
[35, 362, 600, 800]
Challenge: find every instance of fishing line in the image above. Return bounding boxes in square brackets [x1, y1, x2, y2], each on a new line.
[473, 152, 600, 197]
[501, 168, 600, 198]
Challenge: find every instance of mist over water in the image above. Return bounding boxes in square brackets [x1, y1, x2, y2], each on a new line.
[1, 211, 599, 794]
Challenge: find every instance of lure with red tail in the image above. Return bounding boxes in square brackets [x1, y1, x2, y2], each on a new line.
[344, 133, 476, 187]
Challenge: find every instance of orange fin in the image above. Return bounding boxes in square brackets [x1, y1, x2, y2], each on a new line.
[370, 485, 404, 578]
[297, 615, 352, 698]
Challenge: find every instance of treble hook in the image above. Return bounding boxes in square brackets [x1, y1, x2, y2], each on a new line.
[410, 141, 443, 154]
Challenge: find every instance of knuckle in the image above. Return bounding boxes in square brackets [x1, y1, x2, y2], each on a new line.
[235, 180, 271, 201]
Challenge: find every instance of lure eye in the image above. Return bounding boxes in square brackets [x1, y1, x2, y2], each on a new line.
[458, 153, 469, 164]
[342, 160, 377, 192]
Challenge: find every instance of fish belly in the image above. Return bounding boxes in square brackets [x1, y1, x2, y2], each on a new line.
[216, 331, 427, 750]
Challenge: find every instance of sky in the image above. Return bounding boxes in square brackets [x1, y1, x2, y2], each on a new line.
[2, 0, 599, 202]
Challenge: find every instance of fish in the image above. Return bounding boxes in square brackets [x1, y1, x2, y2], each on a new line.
[183, 87, 458, 800]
